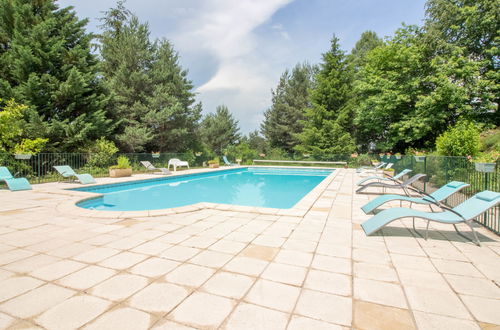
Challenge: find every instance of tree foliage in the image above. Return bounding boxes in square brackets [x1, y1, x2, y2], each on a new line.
[200, 105, 241, 155]
[0, 0, 112, 151]
[261, 63, 314, 152]
[99, 2, 201, 152]
[296, 36, 356, 158]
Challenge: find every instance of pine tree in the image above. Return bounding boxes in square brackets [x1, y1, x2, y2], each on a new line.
[261, 63, 314, 152]
[0, 0, 112, 151]
[201, 105, 241, 155]
[296, 36, 355, 158]
[99, 2, 200, 152]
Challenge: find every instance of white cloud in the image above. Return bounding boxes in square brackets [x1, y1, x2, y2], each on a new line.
[166, 0, 294, 132]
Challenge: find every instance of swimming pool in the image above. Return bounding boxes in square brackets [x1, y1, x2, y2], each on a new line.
[74, 167, 333, 211]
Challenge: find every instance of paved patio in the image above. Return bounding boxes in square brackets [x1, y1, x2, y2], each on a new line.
[0, 168, 499, 329]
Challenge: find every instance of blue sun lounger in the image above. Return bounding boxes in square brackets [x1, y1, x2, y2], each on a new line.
[0, 167, 32, 191]
[361, 190, 500, 246]
[53, 165, 96, 184]
[357, 168, 412, 186]
[361, 181, 470, 214]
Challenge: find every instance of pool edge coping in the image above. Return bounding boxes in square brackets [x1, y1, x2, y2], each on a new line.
[44, 166, 341, 219]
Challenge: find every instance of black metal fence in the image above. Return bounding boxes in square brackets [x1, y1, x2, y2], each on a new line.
[389, 155, 499, 234]
[1, 152, 498, 234]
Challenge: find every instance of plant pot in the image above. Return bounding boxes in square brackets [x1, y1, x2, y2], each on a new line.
[414, 156, 426, 163]
[109, 168, 132, 177]
[395, 155, 401, 160]
[14, 154, 32, 160]
[151, 154, 160, 158]
[474, 162, 496, 173]
[209, 164, 219, 169]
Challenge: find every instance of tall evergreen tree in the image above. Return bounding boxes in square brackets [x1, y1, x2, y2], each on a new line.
[0, 0, 112, 151]
[201, 105, 241, 155]
[349, 31, 384, 73]
[99, 2, 201, 152]
[261, 63, 314, 152]
[296, 36, 355, 158]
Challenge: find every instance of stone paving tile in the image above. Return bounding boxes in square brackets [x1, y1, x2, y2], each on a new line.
[223, 302, 289, 330]
[189, 250, 233, 268]
[305, 269, 351, 296]
[223, 256, 268, 276]
[311, 254, 351, 275]
[130, 257, 180, 278]
[287, 315, 344, 330]
[0, 276, 43, 303]
[129, 282, 189, 314]
[0, 311, 15, 329]
[353, 300, 415, 330]
[91, 274, 149, 301]
[353, 262, 398, 283]
[165, 264, 215, 287]
[57, 265, 117, 290]
[0, 283, 74, 318]
[444, 274, 500, 299]
[169, 292, 234, 328]
[412, 311, 480, 330]
[274, 249, 313, 267]
[1, 168, 499, 329]
[36, 295, 111, 330]
[83, 307, 151, 330]
[202, 271, 255, 299]
[404, 286, 472, 319]
[244, 279, 300, 312]
[354, 278, 407, 308]
[295, 289, 352, 326]
[261, 262, 307, 286]
[460, 295, 500, 325]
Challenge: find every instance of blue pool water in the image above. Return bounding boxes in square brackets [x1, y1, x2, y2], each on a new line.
[74, 167, 333, 211]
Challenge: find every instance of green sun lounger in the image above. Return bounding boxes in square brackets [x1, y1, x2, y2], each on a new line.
[53, 165, 96, 184]
[361, 181, 470, 214]
[222, 156, 238, 166]
[0, 167, 32, 191]
[361, 190, 500, 246]
[356, 173, 426, 195]
[357, 168, 412, 186]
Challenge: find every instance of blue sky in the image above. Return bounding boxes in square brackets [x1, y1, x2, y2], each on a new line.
[58, 0, 427, 133]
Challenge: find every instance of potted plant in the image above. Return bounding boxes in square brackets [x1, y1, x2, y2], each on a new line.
[472, 152, 498, 173]
[208, 158, 219, 169]
[13, 138, 48, 160]
[151, 152, 160, 158]
[195, 152, 203, 157]
[109, 156, 132, 177]
[395, 153, 402, 160]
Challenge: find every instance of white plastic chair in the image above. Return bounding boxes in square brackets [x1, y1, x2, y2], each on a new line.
[168, 158, 190, 171]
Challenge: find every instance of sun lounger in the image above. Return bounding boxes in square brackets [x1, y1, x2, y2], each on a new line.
[53, 165, 96, 184]
[140, 161, 171, 175]
[0, 167, 32, 191]
[361, 181, 470, 214]
[361, 190, 500, 245]
[356, 162, 386, 173]
[222, 156, 238, 166]
[356, 173, 426, 195]
[357, 168, 412, 186]
[168, 158, 189, 172]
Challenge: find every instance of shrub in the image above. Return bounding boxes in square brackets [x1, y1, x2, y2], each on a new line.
[13, 138, 48, 154]
[86, 138, 119, 168]
[207, 158, 219, 165]
[110, 156, 131, 169]
[435, 120, 481, 157]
